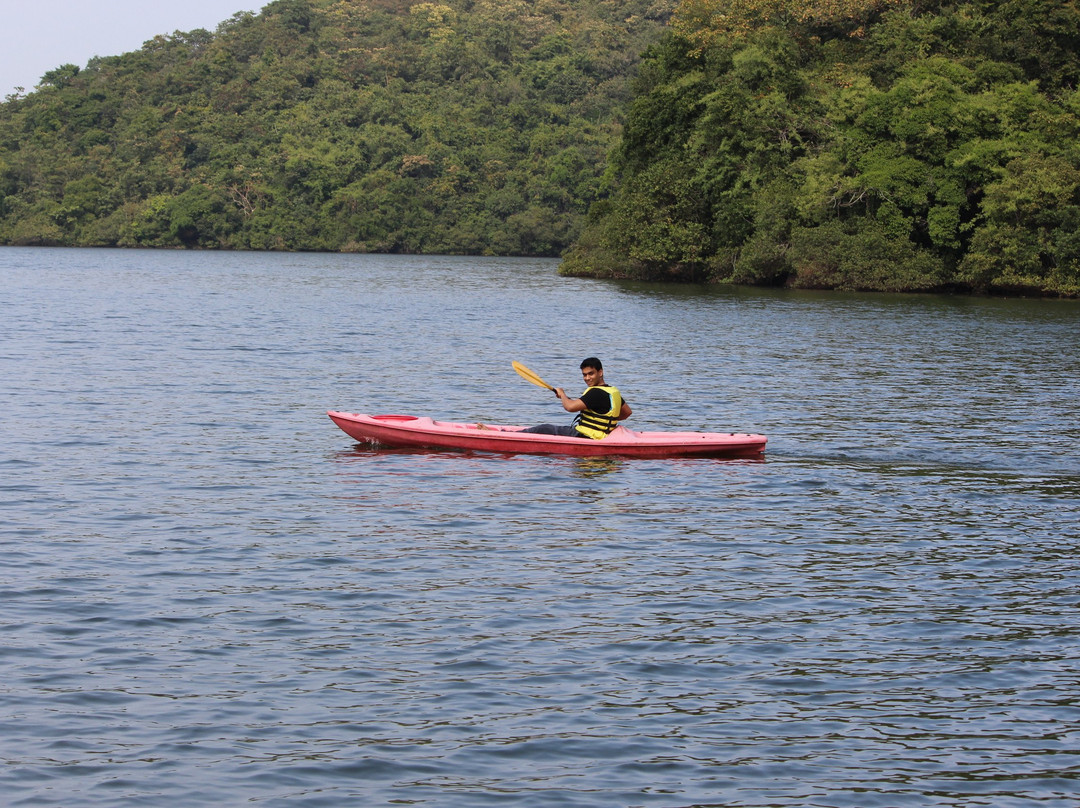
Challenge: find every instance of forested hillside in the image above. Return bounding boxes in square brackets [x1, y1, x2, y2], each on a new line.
[561, 0, 1080, 296]
[4, 0, 1079, 295]
[0, 0, 671, 254]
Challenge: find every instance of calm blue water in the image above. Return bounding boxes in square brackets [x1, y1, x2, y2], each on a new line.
[2, 247, 1079, 807]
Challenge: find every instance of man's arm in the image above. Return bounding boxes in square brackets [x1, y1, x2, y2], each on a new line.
[557, 387, 627, 417]
[554, 388, 587, 413]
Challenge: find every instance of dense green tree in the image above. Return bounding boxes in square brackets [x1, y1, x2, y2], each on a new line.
[562, 0, 1080, 295]
[0, 0, 673, 254]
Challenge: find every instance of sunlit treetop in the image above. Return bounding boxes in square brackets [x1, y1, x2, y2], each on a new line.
[672, 0, 910, 50]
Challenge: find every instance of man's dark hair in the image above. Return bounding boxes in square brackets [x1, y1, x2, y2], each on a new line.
[580, 357, 602, 371]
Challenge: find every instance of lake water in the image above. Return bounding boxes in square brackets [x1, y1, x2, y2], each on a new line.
[2, 247, 1079, 807]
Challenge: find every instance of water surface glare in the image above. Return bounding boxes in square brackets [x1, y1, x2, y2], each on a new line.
[2, 247, 1079, 807]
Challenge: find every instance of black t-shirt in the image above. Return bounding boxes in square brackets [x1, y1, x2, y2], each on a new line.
[580, 387, 617, 414]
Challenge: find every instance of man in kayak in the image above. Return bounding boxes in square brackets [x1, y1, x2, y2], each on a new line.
[512, 357, 632, 439]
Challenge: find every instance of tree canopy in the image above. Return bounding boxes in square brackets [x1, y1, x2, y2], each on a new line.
[0, 0, 672, 254]
[3, 0, 1079, 296]
[561, 0, 1080, 295]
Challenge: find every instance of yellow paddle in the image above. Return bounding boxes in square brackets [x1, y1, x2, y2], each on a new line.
[512, 361, 559, 396]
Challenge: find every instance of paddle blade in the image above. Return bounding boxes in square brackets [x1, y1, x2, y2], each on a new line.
[512, 361, 554, 391]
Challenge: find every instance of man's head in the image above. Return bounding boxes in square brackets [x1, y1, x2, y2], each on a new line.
[580, 357, 604, 387]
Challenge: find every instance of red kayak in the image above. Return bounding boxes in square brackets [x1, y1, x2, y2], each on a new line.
[328, 411, 766, 458]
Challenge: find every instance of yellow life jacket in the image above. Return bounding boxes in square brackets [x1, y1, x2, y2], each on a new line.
[573, 385, 623, 440]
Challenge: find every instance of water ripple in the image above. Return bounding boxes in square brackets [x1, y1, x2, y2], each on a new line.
[1, 249, 1078, 806]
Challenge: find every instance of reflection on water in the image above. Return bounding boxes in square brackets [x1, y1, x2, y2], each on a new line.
[1, 247, 1079, 808]
[569, 455, 626, 479]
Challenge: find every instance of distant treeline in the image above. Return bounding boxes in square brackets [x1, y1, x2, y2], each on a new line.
[2, 0, 1078, 296]
[0, 0, 671, 255]
[562, 0, 1080, 296]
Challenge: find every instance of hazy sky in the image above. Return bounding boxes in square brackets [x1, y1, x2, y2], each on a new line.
[1, 1, 262, 97]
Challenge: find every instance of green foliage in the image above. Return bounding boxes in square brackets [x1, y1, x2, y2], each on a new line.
[958, 153, 1080, 295]
[563, 0, 1080, 295]
[6, 0, 1078, 295]
[786, 217, 946, 291]
[0, 0, 673, 253]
